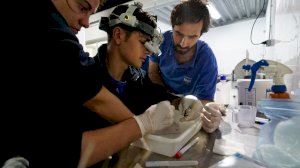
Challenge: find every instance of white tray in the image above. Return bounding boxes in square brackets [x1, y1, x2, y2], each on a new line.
[132, 118, 201, 157]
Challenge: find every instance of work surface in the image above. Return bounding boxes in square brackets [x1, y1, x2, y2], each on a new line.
[102, 110, 261, 168]
[114, 130, 224, 168]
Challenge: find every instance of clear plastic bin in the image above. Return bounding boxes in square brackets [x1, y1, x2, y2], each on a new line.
[253, 99, 300, 167]
[257, 99, 300, 120]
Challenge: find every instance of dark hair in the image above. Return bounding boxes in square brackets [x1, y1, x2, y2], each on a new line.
[171, 0, 210, 34]
[107, 4, 157, 40]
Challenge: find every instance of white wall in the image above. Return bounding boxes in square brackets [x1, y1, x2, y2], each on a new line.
[266, 0, 300, 92]
[201, 18, 267, 75]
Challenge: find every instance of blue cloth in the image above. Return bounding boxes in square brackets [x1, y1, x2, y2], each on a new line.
[150, 30, 218, 100]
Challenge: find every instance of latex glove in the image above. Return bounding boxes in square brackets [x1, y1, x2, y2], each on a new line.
[3, 157, 29, 168]
[201, 102, 222, 133]
[219, 104, 227, 116]
[178, 95, 203, 121]
[134, 100, 175, 136]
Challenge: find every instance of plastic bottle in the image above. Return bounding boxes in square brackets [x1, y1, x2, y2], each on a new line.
[214, 75, 231, 106]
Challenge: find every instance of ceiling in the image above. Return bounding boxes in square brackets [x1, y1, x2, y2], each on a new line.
[96, 0, 269, 28]
[209, 0, 268, 27]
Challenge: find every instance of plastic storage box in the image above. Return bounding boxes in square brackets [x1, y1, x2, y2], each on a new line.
[132, 119, 201, 157]
[257, 99, 300, 119]
[253, 99, 300, 167]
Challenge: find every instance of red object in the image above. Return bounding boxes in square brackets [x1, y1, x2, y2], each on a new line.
[174, 152, 182, 158]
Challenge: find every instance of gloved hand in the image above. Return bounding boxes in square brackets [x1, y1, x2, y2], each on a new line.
[201, 102, 222, 133]
[3, 156, 29, 168]
[178, 95, 203, 121]
[134, 100, 175, 136]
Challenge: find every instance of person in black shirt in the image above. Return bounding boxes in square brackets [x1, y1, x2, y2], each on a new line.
[2, 0, 175, 167]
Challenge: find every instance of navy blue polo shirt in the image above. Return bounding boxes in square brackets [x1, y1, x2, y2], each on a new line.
[150, 30, 218, 100]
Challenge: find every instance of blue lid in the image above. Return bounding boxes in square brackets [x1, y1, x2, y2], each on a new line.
[220, 75, 226, 81]
[271, 85, 287, 93]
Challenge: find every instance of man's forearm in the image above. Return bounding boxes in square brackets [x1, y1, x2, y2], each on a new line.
[84, 86, 134, 122]
[148, 61, 164, 85]
[79, 118, 141, 167]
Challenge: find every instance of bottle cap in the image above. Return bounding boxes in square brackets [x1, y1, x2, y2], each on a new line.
[220, 75, 226, 81]
[174, 152, 182, 158]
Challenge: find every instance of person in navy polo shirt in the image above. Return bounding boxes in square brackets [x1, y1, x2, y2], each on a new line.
[147, 0, 221, 133]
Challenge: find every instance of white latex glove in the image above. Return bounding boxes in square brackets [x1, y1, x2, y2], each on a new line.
[201, 102, 222, 133]
[178, 95, 203, 121]
[3, 157, 29, 168]
[134, 101, 175, 136]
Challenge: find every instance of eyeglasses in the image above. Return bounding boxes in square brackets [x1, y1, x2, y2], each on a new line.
[66, 0, 92, 15]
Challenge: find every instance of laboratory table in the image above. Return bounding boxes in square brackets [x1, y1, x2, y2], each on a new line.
[113, 130, 225, 168]
[98, 110, 260, 168]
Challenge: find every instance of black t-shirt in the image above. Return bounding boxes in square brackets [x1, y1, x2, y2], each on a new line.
[1, 1, 103, 167]
[39, 2, 103, 167]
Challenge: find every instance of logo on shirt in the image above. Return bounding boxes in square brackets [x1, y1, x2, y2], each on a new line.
[183, 76, 192, 85]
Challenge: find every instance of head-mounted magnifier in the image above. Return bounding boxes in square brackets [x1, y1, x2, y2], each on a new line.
[99, 2, 163, 56]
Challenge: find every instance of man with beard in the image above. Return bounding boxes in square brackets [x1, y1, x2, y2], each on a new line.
[147, 0, 220, 133]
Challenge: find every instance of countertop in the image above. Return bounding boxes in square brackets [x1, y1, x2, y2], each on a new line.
[99, 109, 261, 168]
[114, 130, 224, 168]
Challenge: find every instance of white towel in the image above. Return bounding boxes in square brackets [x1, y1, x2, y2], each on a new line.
[213, 138, 245, 156]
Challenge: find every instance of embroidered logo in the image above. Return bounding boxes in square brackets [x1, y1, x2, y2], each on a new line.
[183, 76, 192, 85]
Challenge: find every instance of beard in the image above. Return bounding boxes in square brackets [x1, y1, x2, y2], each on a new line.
[174, 44, 195, 55]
